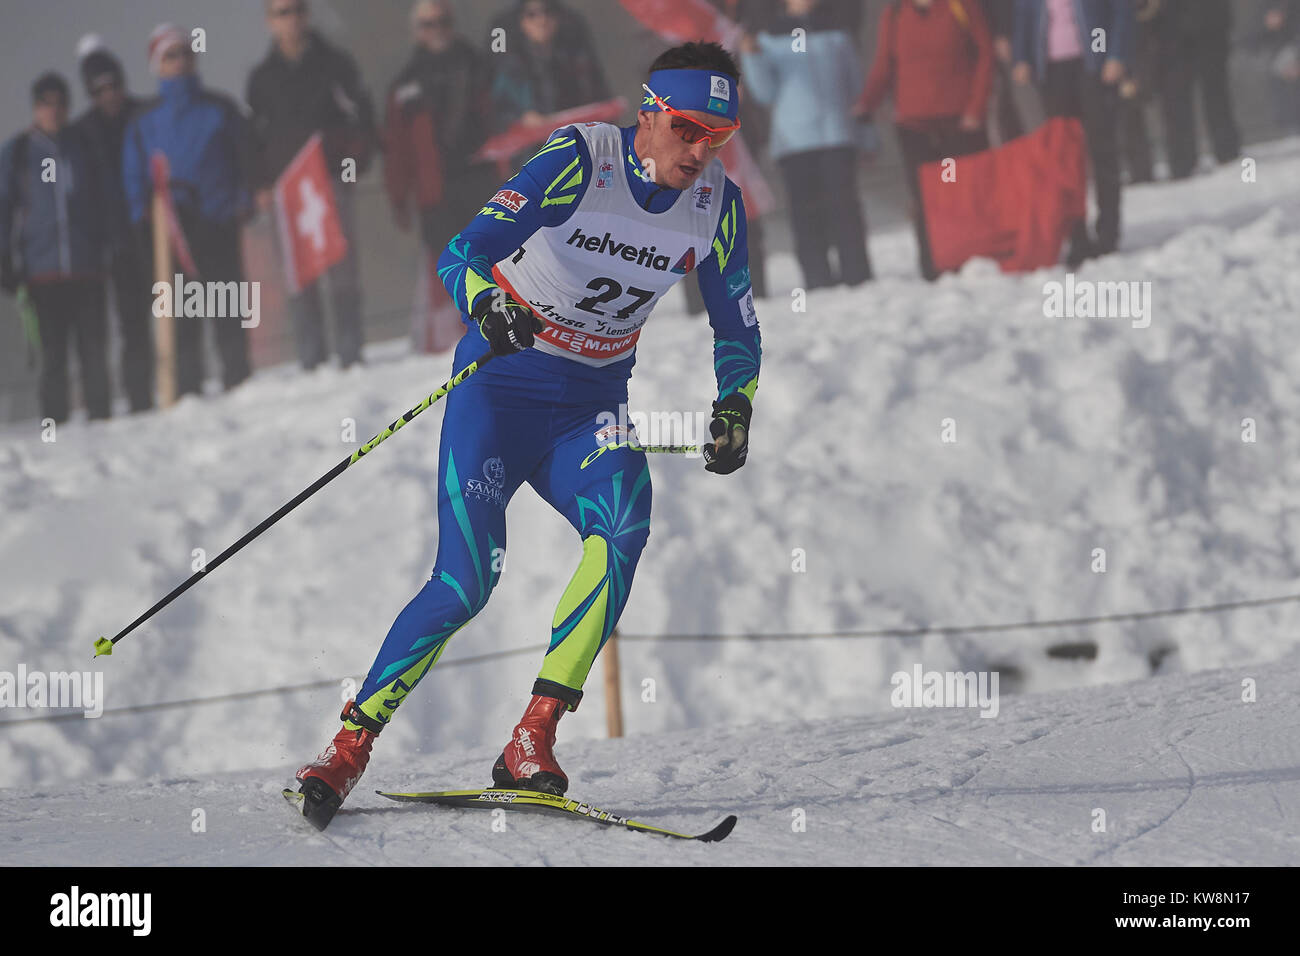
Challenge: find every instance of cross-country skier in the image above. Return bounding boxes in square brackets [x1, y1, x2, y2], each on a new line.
[291, 41, 761, 829]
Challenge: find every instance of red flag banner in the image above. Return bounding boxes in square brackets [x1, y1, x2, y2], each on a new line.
[473, 98, 628, 163]
[149, 152, 198, 276]
[920, 117, 1088, 274]
[274, 133, 348, 294]
[618, 0, 741, 47]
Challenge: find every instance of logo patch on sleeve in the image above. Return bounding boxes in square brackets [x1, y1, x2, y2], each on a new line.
[489, 189, 529, 213]
[739, 290, 757, 327]
[725, 265, 751, 298]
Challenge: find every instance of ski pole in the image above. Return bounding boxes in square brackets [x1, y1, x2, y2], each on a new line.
[93, 349, 496, 659]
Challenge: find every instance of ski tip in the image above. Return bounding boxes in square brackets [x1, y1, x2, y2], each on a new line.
[93, 637, 113, 658]
[697, 814, 738, 843]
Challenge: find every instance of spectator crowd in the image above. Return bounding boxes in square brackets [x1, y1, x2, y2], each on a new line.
[1, 0, 1296, 424]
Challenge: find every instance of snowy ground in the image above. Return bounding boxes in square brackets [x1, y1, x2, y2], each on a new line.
[1, 139, 1298, 865]
[2, 653, 1296, 865]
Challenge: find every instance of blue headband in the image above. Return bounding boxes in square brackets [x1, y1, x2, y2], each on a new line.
[642, 68, 739, 123]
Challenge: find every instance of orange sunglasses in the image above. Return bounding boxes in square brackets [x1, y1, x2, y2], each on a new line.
[641, 84, 741, 148]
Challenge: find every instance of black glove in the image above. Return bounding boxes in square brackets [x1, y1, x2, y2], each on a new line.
[471, 288, 544, 356]
[702, 392, 751, 475]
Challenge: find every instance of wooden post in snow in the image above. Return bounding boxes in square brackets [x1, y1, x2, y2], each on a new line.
[604, 628, 624, 738]
[151, 157, 176, 408]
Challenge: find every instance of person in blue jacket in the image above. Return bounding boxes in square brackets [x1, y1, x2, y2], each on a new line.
[292, 41, 762, 830]
[0, 73, 111, 423]
[1013, 0, 1135, 263]
[740, 0, 874, 290]
[122, 24, 253, 397]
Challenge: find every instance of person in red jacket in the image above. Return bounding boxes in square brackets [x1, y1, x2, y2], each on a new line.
[854, 0, 994, 280]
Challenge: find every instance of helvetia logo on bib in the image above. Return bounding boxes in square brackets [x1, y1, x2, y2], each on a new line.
[671, 248, 696, 274]
[566, 227, 672, 271]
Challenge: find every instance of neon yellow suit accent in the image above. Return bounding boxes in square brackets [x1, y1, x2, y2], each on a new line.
[538, 534, 613, 690]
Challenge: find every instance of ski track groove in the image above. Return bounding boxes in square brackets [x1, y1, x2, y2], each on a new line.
[925, 811, 1068, 866]
[1092, 738, 1196, 865]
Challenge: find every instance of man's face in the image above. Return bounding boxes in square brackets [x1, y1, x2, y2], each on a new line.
[33, 93, 68, 135]
[413, 2, 454, 52]
[156, 43, 194, 79]
[89, 75, 126, 118]
[636, 108, 726, 190]
[267, 0, 309, 45]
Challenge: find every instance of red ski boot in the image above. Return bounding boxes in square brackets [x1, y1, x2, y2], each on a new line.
[292, 699, 383, 830]
[492, 680, 582, 796]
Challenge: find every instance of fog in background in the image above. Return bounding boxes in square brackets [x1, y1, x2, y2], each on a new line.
[0, 0, 1294, 421]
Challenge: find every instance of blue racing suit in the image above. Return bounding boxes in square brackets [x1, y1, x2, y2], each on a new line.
[351, 123, 760, 726]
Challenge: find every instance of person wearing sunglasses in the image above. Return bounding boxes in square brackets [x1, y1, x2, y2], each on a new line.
[293, 42, 762, 830]
[121, 24, 253, 397]
[382, 1, 498, 351]
[247, 0, 378, 371]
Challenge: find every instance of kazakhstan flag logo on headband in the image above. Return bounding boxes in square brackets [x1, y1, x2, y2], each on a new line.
[707, 75, 731, 115]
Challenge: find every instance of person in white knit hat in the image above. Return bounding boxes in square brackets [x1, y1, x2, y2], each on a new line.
[121, 23, 255, 396]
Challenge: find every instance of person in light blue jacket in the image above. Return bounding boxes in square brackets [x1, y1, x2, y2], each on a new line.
[740, 0, 873, 289]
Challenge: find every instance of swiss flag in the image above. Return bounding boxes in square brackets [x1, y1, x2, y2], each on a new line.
[274, 133, 348, 294]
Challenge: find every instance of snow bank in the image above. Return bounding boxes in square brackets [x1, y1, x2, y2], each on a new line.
[1, 140, 1298, 791]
